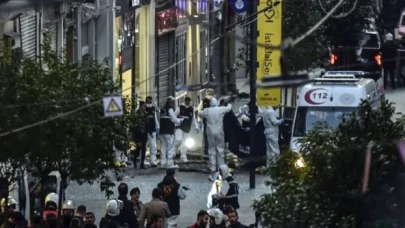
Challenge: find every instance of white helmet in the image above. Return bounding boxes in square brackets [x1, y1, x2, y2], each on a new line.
[62, 200, 75, 210]
[207, 208, 224, 225]
[45, 193, 59, 208]
[0, 196, 18, 212]
[106, 199, 123, 216]
[1, 196, 18, 208]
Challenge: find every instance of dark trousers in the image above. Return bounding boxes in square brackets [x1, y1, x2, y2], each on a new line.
[203, 120, 208, 156]
[133, 137, 147, 168]
[384, 63, 396, 89]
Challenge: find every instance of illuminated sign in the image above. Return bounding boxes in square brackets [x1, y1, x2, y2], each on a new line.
[156, 7, 178, 37]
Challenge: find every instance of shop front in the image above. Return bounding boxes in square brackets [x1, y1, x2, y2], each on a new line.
[155, 7, 178, 107]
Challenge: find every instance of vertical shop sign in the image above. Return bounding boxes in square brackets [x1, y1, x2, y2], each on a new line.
[256, 0, 282, 106]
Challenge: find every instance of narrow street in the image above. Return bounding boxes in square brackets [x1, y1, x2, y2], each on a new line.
[66, 88, 405, 227]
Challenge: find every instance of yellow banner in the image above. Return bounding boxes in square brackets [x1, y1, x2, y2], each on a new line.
[256, 0, 282, 106]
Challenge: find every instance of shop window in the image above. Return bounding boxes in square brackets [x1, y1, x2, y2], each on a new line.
[82, 22, 89, 47]
[175, 34, 187, 86]
[175, 0, 187, 20]
[196, 0, 208, 15]
[122, 13, 135, 50]
[200, 30, 209, 82]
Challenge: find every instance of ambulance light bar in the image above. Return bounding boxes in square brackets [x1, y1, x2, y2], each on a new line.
[322, 74, 356, 79]
[325, 71, 365, 76]
[313, 77, 360, 83]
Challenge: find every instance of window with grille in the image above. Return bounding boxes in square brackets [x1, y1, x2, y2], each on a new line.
[175, 34, 187, 86]
[200, 30, 209, 83]
[82, 22, 89, 47]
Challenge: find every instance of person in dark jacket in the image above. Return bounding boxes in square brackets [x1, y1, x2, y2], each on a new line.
[132, 101, 148, 169]
[1, 211, 24, 228]
[157, 169, 187, 228]
[117, 183, 138, 228]
[72, 205, 86, 226]
[188, 210, 209, 228]
[227, 210, 248, 228]
[382, 33, 401, 89]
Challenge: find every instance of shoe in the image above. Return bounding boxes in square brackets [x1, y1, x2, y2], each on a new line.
[208, 174, 215, 182]
[167, 164, 179, 169]
[140, 166, 146, 169]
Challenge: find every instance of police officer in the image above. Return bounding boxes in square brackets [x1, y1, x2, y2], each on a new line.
[212, 164, 239, 211]
[175, 96, 200, 163]
[157, 169, 187, 228]
[145, 96, 160, 167]
[99, 199, 122, 228]
[43, 193, 59, 221]
[160, 97, 181, 169]
[60, 200, 75, 228]
[0, 196, 17, 225]
[61, 200, 75, 216]
[197, 89, 217, 158]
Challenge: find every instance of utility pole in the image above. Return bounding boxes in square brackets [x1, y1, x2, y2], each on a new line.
[248, 0, 257, 189]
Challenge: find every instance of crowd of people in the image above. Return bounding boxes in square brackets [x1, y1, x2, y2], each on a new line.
[131, 88, 284, 180]
[0, 165, 254, 228]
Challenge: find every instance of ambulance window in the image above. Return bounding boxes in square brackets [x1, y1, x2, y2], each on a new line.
[293, 107, 356, 136]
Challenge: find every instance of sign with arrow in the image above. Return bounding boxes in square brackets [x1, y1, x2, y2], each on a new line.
[230, 0, 247, 14]
[103, 96, 124, 117]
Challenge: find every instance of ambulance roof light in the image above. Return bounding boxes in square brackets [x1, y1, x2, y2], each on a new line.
[313, 78, 360, 84]
[325, 71, 365, 75]
[321, 74, 357, 79]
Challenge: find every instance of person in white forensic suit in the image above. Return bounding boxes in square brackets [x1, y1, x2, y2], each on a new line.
[160, 97, 182, 169]
[262, 106, 284, 167]
[145, 96, 160, 167]
[197, 89, 218, 158]
[175, 96, 200, 163]
[198, 98, 232, 181]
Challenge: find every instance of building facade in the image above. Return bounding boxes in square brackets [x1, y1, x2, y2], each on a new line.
[134, 0, 155, 102]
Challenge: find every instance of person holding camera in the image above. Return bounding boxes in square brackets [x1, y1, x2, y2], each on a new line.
[157, 169, 188, 228]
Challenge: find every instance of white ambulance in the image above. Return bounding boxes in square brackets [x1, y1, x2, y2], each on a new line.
[290, 72, 382, 152]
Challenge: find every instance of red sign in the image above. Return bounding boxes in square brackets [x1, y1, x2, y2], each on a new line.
[304, 88, 329, 105]
[156, 7, 178, 37]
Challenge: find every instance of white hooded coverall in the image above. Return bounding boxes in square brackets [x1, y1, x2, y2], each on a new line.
[198, 100, 232, 172]
[175, 104, 199, 162]
[262, 106, 283, 167]
[161, 108, 181, 168]
[146, 104, 160, 165]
